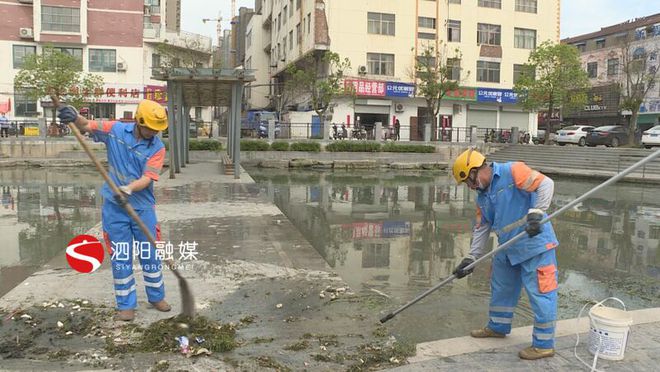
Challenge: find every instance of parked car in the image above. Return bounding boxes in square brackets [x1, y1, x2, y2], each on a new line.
[556, 125, 595, 146]
[641, 125, 660, 148]
[532, 129, 556, 145]
[585, 125, 629, 147]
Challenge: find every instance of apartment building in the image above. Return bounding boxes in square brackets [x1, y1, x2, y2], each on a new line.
[0, 0, 213, 127]
[246, 0, 560, 140]
[562, 13, 660, 129]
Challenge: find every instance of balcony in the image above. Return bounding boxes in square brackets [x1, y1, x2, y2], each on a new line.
[143, 24, 161, 39]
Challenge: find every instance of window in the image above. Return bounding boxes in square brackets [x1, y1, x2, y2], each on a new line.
[650, 226, 660, 240]
[416, 55, 436, 68]
[448, 20, 461, 42]
[368, 12, 395, 36]
[449, 0, 461, 3]
[283, 6, 287, 24]
[278, 12, 281, 31]
[362, 243, 390, 268]
[513, 64, 535, 83]
[514, 28, 536, 49]
[587, 62, 598, 78]
[47, 46, 83, 70]
[575, 43, 586, 52]
[515, 0, 537, 13]
[152, 53, 161, 68]
[478, 0, 501, 9]
[307, 13, 311, 34]
[89, 103, 115, 120]
[367, 53, 395, 76]
[289, 30, 294, 49]
[478, 23, 501, 45]
[296, 23, 301, 44]
[607, 58, 619, 76]
[282, 37, 286, 56]
[296, 0, 301, 10]
[42, 6, 80, 32]
[418, 32, 436, 40]
[289, 0, 293, 17]
[477, 61, 500, 82]
[89, 49, 116, 72]
[596, 39, 605, 49]
[447, 58, 461, 80]
[14, 89, 38, 116]
[13, 45, 36, 69]
[246, 30, 252, 49]
[418, 17, 436, 29]
[195, 107, 203, 121]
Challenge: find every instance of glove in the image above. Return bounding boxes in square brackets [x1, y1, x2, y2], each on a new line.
[453, 256, 475, 279]
[57, 105, 79, 124]
[525, 208, 544, 237]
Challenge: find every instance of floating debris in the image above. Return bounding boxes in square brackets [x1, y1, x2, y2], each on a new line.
[65, 331, 73, 336]
[57, 321, 64, 328]
[176, 336, 190, 355]
[20, 314, 32, 320]
[276, 303, 283, 309]
[319, 293, 326, 299]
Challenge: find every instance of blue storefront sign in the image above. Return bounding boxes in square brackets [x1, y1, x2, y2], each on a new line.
[476, 88, 518, 104]
[382, 221, 411, 238]
[386, 82, 416, 98]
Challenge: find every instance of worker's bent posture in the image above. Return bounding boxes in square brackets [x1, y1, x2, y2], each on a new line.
[58, 100, 171, 321]
[452, 148, 558, 360]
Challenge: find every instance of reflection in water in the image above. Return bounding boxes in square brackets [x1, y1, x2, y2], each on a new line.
[251, 170, 660, 342]
[0, 169, 102, 297]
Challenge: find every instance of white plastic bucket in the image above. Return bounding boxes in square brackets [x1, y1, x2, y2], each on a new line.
[587, 298, 633, 361]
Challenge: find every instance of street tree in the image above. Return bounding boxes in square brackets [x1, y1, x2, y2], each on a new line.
[618, 39, 659, 142]
[14, 47, 103, 124]
[285, 51, 352, 140]
[514, 41, 590, 144]
[412, 43, 468, 141]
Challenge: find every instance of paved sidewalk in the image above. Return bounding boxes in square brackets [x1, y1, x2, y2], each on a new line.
[389, 308, 660, 371]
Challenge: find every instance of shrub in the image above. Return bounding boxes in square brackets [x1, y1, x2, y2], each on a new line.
[381, 143, 435, 153]
[270, 141, 290, 151]
[325, 141, 381, 152]
[290, 141, 321, 152]
[240, 140, 270, 151]
[189, 139, 222, 151]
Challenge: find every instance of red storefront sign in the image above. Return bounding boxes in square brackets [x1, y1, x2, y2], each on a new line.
[144, 85, 168, 104]
[344, 79, 386, 97]
[445, 87, 477, 101]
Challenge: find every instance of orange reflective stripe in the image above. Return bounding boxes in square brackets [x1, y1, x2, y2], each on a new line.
[88, 120, 116, 133]
[511, 161, 545, 192]
[144, 148, 165, 181]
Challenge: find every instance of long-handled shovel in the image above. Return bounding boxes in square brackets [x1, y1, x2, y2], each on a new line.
[58, 102, 195, 317]
[381, 147, 660, 323]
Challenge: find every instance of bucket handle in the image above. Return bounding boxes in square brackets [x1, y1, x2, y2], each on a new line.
[591, 297, 626, 312]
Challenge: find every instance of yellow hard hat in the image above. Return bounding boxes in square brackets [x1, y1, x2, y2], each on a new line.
[135, 99, 168, 131]
[452, 148, 486, 183]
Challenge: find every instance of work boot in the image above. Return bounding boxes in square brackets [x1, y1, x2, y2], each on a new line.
[470, 327, 506, 338]
[114, 309, 135, 322]
[150, 300, 171, 312]
[518, 346, 555, 360]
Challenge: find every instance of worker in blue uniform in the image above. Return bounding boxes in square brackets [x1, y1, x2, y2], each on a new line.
[452, 148, 559, 360]
[58, 100, 170, 321]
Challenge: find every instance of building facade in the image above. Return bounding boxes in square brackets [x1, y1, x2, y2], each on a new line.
[563, 13, 660, 129]
[246, 0, 560, 140]
[0, 0, 213, 128]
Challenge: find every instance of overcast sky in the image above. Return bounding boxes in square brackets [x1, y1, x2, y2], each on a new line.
[181, 0, 660, 43]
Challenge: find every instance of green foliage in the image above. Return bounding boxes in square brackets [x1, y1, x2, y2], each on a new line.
[326, 141, 381, 152]
[286, 51, 353, 127]
[514, 41, 590, 113]
[381, 143, 435, 153]
[414, 43, 467, 122]
[270, 141, 290, 151]
[290, 141, 321, 152]
[240, 140, 270, 151]
[14, 46, 104, 109]
[189, 139, 222, 151]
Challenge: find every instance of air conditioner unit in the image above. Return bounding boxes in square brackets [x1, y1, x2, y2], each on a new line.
[394, 103, 405, 113]
[116, 62, 127, 71]
[358, 65, 367, 75]
[19, 27, 33, 39]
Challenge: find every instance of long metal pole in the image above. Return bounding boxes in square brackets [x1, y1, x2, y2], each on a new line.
[233, 82, 243, 179]
[175, 83, 184, 171]
[380, 148, 660, 323]
[166, 82, 176, 179]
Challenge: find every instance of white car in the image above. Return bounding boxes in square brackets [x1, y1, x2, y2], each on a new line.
[642, 125, 660, 148]
[556, 125, 595, 146]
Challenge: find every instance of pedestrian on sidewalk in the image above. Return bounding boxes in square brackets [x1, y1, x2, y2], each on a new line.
[0, 113, 9, 138]
[394, 119, 401, 141]
[57, 99, 171, 322]
[451, 148, 559, 360]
